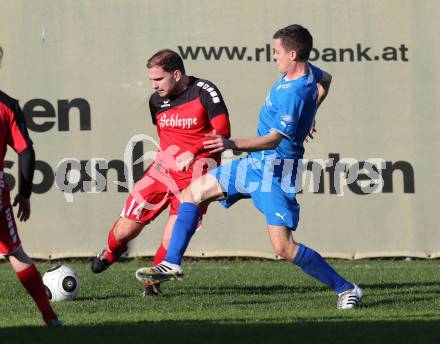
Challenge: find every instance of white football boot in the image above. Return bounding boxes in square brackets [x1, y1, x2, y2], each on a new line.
[337, 284, 363, 310]
[136, 261, 183, 284]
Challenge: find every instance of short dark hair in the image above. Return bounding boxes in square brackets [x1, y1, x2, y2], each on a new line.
[273, 24, 313, 61]
[147, 49, 186, 74]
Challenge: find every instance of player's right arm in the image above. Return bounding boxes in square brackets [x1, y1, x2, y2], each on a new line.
[204, 130, 283, 154]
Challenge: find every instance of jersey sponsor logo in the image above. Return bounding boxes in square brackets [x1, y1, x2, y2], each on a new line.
[160, 99, 171, 108]
[276, 83, 291, 90]
[197, 81, 220, 103]
[158, 113, 199, 129]
[281, 115, 294, 123]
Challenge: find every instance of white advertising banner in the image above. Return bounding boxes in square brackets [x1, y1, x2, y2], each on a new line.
[0, 0, 438, 258]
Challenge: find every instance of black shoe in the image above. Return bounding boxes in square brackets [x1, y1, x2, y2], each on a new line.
[46, 319, 64, 328]
[91, 249, 112, 273]
[143, 282, 161, 297]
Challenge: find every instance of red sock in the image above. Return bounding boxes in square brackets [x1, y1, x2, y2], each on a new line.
[106, 225, 128, 263]
[16, 264, 57, 322]
[152, 243, 167, 265]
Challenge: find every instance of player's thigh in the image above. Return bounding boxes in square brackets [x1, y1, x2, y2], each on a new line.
[251, 185, 300, 230]
[207, 156, 254, 208]
[5, 246, 33, 272]
[0, 204, 22, 256]
[121, 172, 173, 224]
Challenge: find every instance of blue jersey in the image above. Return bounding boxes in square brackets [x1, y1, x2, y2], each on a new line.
[212, 63, 325, 229]
[257, 63, 323, 159]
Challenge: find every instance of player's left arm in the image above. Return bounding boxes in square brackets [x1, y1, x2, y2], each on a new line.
[7, 100, 35, 221]
[317, 70, 332, 108]
[306, 67, 332, 142]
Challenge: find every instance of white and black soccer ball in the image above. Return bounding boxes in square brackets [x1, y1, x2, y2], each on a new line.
[42, 265, 80, 302]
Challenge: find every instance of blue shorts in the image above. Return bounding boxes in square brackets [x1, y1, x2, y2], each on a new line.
[210, 153, 300, 229]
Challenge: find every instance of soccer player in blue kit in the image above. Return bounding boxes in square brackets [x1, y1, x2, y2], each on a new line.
[136, 24, 363, 309]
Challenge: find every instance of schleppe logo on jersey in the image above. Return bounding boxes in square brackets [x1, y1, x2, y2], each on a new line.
[158, 113, 199, 129]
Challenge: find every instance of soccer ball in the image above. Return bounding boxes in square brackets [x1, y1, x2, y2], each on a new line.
[42, 265, 80, 302]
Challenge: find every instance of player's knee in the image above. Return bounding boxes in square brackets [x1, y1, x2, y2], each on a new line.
[181, 187, 198, 204]
[273, 244, 294, 260]
[114, 220, 144, 242]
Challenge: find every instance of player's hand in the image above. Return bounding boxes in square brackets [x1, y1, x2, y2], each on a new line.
[13, 194, 31, 222]
[176, 151, 195, 171]
[203, 134, 234, 153]
[304, 120, 317, 143]
[317, 83, 326, 103]
[156, 145, 180, 170]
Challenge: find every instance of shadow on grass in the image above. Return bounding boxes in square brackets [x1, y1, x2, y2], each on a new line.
[187, 284, 327, 295]
[360, 281, 440, 290]
[1, 320, 440, 344]
[76, 294, 134, 301]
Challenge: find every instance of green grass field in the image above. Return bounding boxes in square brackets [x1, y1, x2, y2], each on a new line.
[1, 259, 440, 343]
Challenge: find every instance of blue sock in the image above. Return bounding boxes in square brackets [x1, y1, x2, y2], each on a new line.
[293, 244, 354, 294]
[164, 202, 200, 265]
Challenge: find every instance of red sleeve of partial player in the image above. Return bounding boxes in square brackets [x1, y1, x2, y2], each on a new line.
[188, 114, 231, 155]
[6, 100, 32, 154]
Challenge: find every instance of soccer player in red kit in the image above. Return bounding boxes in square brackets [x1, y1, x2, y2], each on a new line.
[0, 46, 63, 327]
[91, 49, 231, 296]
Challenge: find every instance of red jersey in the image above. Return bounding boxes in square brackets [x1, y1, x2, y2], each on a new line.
[0, 90, 32, 173]
[0, 90, 32, 253]
[149, 77, 229, 180]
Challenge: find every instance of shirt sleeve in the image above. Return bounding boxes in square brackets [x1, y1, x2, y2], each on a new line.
[7, 100, 33, 153]
[309, 63, 323, 83]
[149, 97, 157, 125]
[271, 94, 303, 141]
[198, 81, 229, 120]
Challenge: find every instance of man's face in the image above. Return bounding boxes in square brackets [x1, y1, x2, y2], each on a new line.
[272, 38, 294, 73]
[147, 66, 178, 98]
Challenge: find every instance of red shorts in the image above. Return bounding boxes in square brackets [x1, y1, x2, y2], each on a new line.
[121, 164, 207, 224]
[0, 186, 21, 255]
